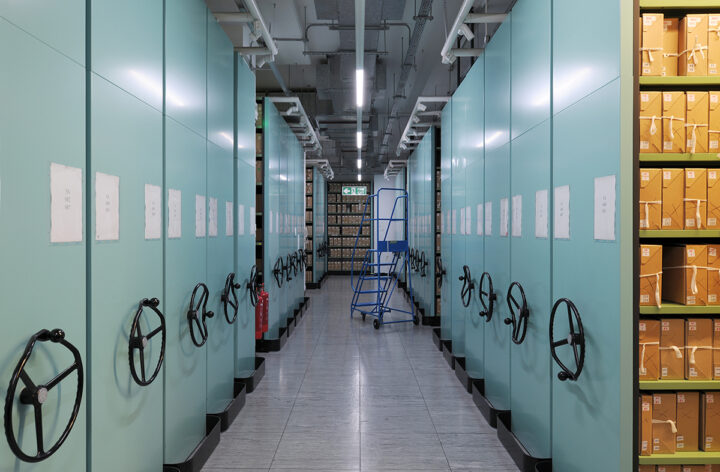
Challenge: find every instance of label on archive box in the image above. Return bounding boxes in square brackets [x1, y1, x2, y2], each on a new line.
[535, 189, 548, 238]
[208, 197, 218, 237]
[195, 195, 206, 238]
[512, 195, 522, 238]
[168, 189, 182, 239]
[594, 175, 616, 241]
[225, 201, 233, 236]
[477, 204, 483, 235]
[485, 202, 492, 235]
[250, 206, 256, 235]
[95, 172, 120, 241]
[500, 198, 509, 237]
[50, 162, 83, 243]
[237, 204, 244, 235]
[145, 184, 161, 240]
[554, 185, 570, 239]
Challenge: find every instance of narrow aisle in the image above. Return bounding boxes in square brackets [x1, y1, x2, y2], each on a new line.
[203, 277, 518, 472]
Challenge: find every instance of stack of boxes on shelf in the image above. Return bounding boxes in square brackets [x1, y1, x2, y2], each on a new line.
[326, 182, 372, 273]
[640, 466, 717, 472]
[305, 167, 313, 283]
[255, 98, 264, 272]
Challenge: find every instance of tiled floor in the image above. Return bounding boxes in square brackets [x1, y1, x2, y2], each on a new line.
[202, 276, 518, 472]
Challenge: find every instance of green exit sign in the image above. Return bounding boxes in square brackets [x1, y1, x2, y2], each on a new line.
[342, 186, 367, 196]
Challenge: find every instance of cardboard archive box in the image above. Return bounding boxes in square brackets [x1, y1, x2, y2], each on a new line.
[640, 92, 663, 153]
[711, 92, 720, 153]
[661, 318, 685, 379]
[663, 168, 685, 229]
[663, 92, 687, 153]
[716, 319, 720, 379]
[709, 246, 720, 305]
[642, 13, 665, 76]
[702, 392, 720, 451]
[682, 466, 717, 472]
[639, 319, 660, 380]
[653, 392, 677, 454]
[679, 14, 709, 76]
[640, 169, 662, 229]
[664, 17, 679, 76]
[685, 169, 707, 229]
[658, 467, 682, 472]
[640, 245, 663, 307]
[676, 391, 700, 451]
[687, 318, 714, 380]
[708, 170, 720, 229]
[640, 394, 653, 456]
[710, 15, 720, 75]
[663, 244, 708, 306]
[687, 92, 709, 154]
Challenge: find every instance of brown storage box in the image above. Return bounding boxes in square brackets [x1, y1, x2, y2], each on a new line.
[658, 467, 682, 472]
[680, 14, 709, 76]
[702, 392, 720, 451]
[640, 245, 663, 307]
[653, 392, 677, 454]
[709, 246, 720, 304]
[687, 92, 710, 153]
[640, 169, 663, 229]
[640, 394, 653, 456]
[709, 170, 720, 229]
[664, 17, 680, 76]
[639, 319, 661, 380]
[677, 391, 700, 451]
[255, 132, 263, 154]
[663, 244, 708, 306]
[687, 318, 714, 380]
[664, 92, 687, 152]
[661, 318, 686, 379]
[683, 467, 716, 472]
[715, 319, 720, 379]
[663, 168, 685, 229]
[640, 92, 663, 153]
[642, 13, 665, 76]
[685, 169, 708, 229]
[710, 15, 720, 75]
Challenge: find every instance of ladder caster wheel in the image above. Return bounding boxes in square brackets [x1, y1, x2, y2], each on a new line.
[413, 316, 420, 326]
[373, 319, 380, 329]
[362, 314, 366, 321]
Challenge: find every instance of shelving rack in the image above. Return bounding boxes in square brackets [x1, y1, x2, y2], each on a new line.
[305, 167, 313, 284]
[327, 181, 373, 275]
[434, 133, 442, 318]
[255, 96, 264, 283]
[637, 0, 720, 466]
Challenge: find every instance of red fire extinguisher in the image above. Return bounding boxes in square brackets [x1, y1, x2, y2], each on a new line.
[255, 284, 265, 340]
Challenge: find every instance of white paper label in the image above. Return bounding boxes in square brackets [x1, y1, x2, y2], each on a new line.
[195, 195, 206, 238]
[477, 204, 483, 235]
[250, 206, 256, 235]
[511, 195, 522, 238]
[145, 184, 162, 240]
[594, 175, 616, 241]
[50, 163, 83, 243]
[485, 202, 492, 235]
[500, 198, 509, 237]
[225, 201, 234, 236]
[269, 210, 273, 234]
[208, 197, 218, 237]
[238, 204, 245, 235]
[276, 212, 280, 235]
[460, 207, 466, 235]
[95, 172, 119, 241]
[452, 209, 457, 234]
[554, 185, 570, 239]
[535, 189, 548, 238]
[168, 189, 182, 239]
[465, 206, 471, 236]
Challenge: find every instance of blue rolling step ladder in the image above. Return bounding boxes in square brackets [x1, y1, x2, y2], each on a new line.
[350, 188, 418, 329]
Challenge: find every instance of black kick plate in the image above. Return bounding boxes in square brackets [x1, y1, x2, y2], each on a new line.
[235, 356, 266, 394]
[496, 411, 552, 472]
[432, 328, 443, 351]
[441, 340, 455, 369]
[163, 415, 221, 472]
[209, 383, 246, 432]
[421, 313, 440, 326]
[453, 357, 474, 393]
[472, 381, 508, 429]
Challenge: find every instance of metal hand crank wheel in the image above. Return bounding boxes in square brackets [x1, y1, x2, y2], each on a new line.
[549, 298, 585, 381]
[129, 298, 166, 386]
[478, 272, 497, 322]
[504, 282, 529, 345]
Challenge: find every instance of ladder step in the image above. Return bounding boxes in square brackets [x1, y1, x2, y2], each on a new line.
[358, 290, 386, 294]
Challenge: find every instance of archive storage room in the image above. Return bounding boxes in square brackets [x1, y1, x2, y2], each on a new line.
[3, 0, 719, 471]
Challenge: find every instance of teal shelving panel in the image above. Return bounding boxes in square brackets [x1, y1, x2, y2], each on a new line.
[0, 14, 87, 472]
[440, 100, 453, 341]
[312, 168, 327, 283]
[451, 96, 468, 357]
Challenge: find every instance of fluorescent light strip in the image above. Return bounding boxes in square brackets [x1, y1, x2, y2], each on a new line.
[356, 131, 362, 149]
[357, 174, 362, 182]
[356, 158, 362, 169]
[356, 69, 364, 107]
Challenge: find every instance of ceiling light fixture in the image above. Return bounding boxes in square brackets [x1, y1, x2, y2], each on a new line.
[357, 158, 362, 169]
[356, 131, 362, 149]
[356, 69, 364, 107]
[357, 173, 362, 182]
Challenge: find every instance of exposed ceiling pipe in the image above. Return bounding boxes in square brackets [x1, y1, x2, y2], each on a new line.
[305, 22, 412, 42]
[440, 0, 473, 64]
[225, 0, 278, 61]
[465, 13, 507, 23]
[396, 96, 449, 156]
[303, 49, 389, 56]
[269, 97, 323, 155]
[440, 3, 506, 64]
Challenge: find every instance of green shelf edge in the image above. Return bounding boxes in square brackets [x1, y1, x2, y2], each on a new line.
[639, 153, 720, 162]
[639, 452, 720, 465]
[639, 380, 720, 390]
[640, 302, 720, 315]
[640, 76, 720, 85]
[640, 230, 720, 238]
[640, 0, 720, 9]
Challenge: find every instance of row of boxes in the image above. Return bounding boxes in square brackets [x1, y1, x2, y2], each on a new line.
[640, 169, 720, 230]
[640, 92, 720, 154]
[640, 467, 716, 472]
[639, 392, 720, 455]
[342, 215, 364, 225]
[641, 13, 720, 76]
[306, 196, 312, 208]
[327, 261, 360, 271]
[641, 244, 720, 306]
[638, 318, 720, 380]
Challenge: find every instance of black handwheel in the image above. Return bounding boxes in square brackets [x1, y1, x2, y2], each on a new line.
[4, 329, 83, 463]
[458, 265, 475, 308]
[221, 273, 241, 324]
[273, 258, 284, 288]
[549, 298, 585, 381]
[478, 272, 497, 322]
[435, 257, 446, 288]
[247, 265, 259, 308]
[419, 251, 428, 278]
[373, 319, 380, 329]
[504, 282, 529, 345]
[187, 283, 214, 347]
[129, 298, 166, 386]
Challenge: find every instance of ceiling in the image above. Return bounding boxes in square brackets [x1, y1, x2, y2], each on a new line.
[205, 0, 515, 178]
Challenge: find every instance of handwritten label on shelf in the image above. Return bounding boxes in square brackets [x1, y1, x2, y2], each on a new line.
[477, 204, 483, 235]
[554, 185, 570, 239]
[485, 202, 492, 236]
[594, 175, 616, 241]
[195, 195, 206, 238]
[95, 172, 119, 241]
[465, 206, 471, 236]
[535, 189, 548, 239]
[145, 184, 161, 240]
[168, 189, 182, 239]
[208, 197, 218, 237]
[500, 198, 509, 237]
[512, 195, 522, 238]
[226, 201, 234, 236]
[50, 162, 83, 243]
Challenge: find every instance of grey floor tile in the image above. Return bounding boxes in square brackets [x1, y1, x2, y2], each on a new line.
[360, 433, 450, 470]
[271, 431, 360, 469]
[360, 405, 435, 433]
[203, 432, 282, 469]
[439, 433, 516, 469]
